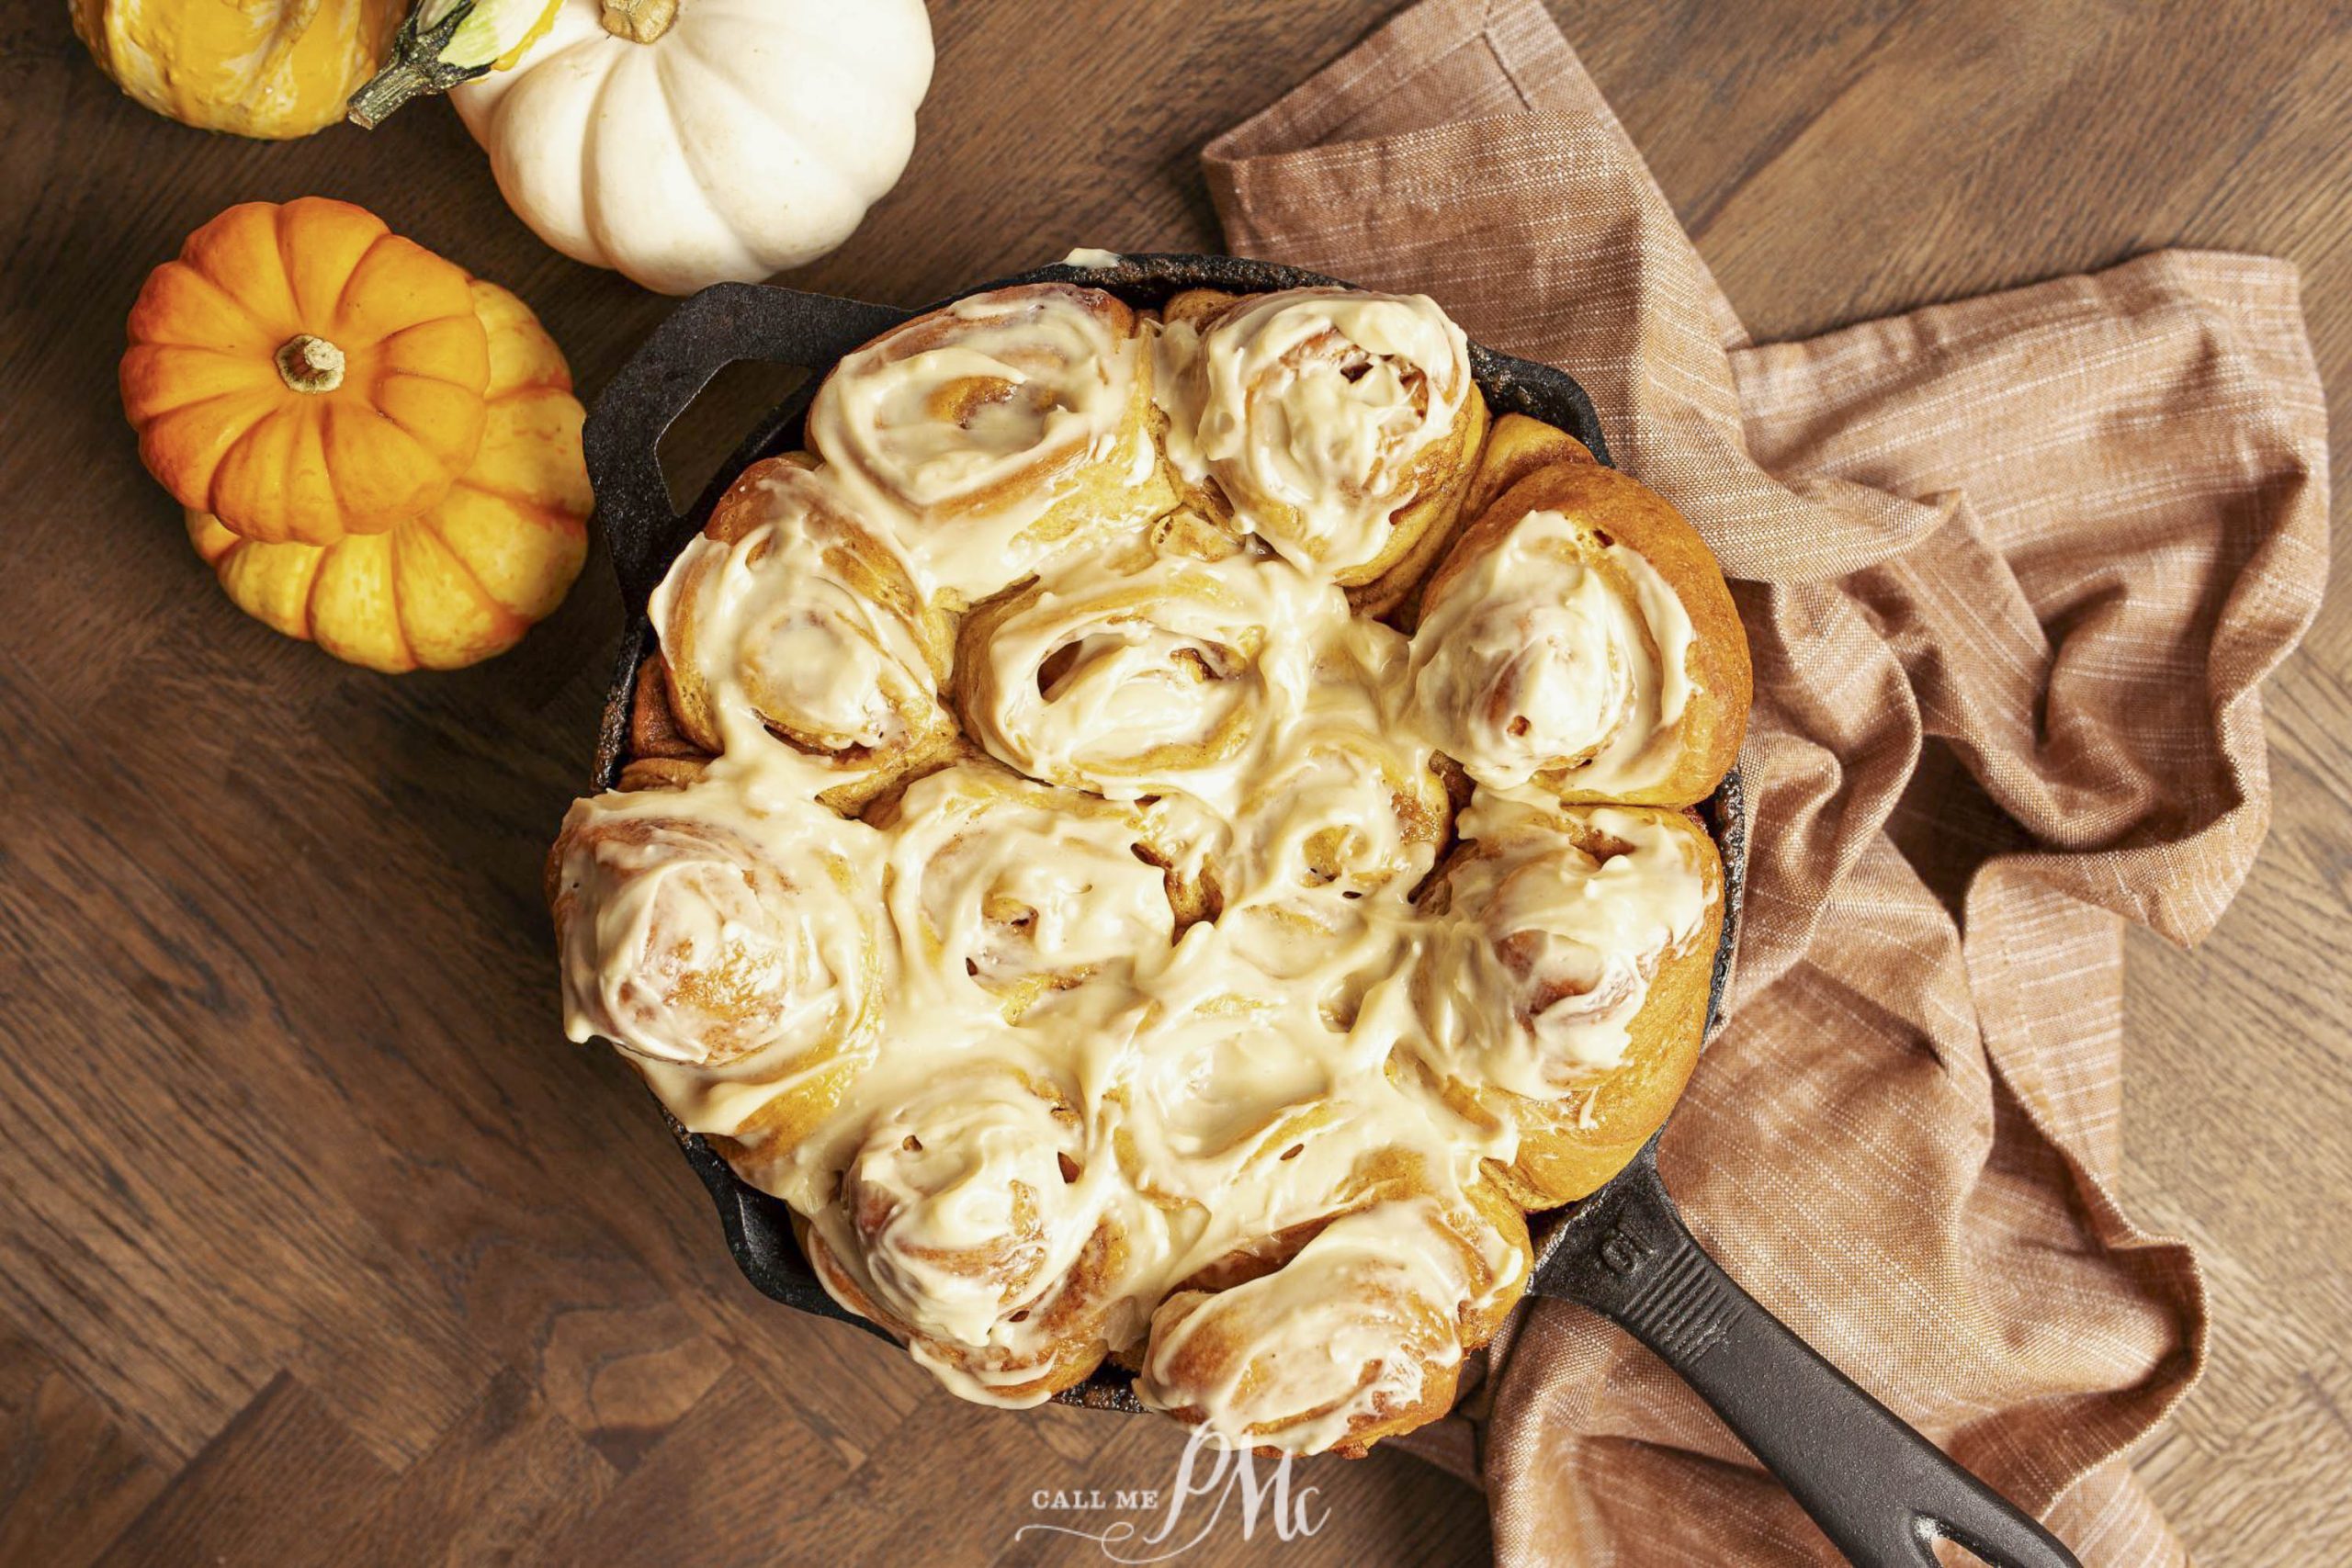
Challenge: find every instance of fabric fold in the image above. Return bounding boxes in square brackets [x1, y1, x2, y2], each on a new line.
[1198, 2, 2330, 1562]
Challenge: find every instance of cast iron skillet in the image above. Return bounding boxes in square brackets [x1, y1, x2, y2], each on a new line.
[580, 254, 2080, 1568]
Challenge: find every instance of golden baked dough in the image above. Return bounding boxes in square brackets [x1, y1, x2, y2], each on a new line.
[1455, 412, 1599, 531]
[550, 284, 1751, 1458]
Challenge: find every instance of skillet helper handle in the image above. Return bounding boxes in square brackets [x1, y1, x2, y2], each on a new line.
[1552, 1155, 2083, 1568]
[582, 281, 914, 616]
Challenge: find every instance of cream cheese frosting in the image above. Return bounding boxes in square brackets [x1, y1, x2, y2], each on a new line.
[551, 283, 1729, 1455]
[830, 1066, 1102, 1348]
[876, 761, 1178, 1020]
[1155, 287, 1474, 577]
[806, 283, 1172, 604]
[1134, 1198, 1498, 1456]
[650, 461, 950, 795]
[1419, 793, 1715, 1096]
[1408, 508, 1699, 794]
[551, 782, 876, 1070]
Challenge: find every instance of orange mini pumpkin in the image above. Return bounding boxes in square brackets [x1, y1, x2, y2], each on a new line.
[124, 197, 491, 547]
[187, 280, 589, 673]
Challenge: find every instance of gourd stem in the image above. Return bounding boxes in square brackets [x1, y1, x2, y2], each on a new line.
[346, 62, 435, 130]
[277, 335, 347, 394]
[345, 0, 481, 129]
[599, 0, 678, 43]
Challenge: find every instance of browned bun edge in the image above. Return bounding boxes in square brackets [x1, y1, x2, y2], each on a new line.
[1419, 451, 1750, 807]
[1483, 807, 1723, 1207]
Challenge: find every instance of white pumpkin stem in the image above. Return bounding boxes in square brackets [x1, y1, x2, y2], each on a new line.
[276, 335, 347, 394]
[598, 0, 677, 43]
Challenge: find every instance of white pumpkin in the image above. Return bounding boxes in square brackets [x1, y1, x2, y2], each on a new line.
[450, 0, 933, 294]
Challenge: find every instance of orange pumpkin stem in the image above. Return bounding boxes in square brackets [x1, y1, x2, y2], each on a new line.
[275, 333, 347, 394]
[598, 0, 676, 43]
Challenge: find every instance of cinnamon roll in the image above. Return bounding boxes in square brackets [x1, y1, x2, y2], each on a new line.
[805, 283, 1177, 606]
[1135, 1188, 1527, 1457]
[1412, 792, 1724, 1207]
[1231, 623, 1443, 889]
[1106, 987, 1340, 1209]
[803, 1067, 1131, 1404]
[1102, 944, 1442, 1235]
[1407, 434, 1749, 806]
[867, 759, 1190, 1021]
[1222, 727, 1442, 888]
[1154, 287, 1487, 614]
[547, 768, 883, 1156]
[649, 456, 957, 815]
[951, 521, 1329, 809]
[1211, 704, 1449, 990]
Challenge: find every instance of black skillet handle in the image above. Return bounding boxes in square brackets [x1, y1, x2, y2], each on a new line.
[581, 281, 914, 615]
[1538, 1146, 2082, 1568]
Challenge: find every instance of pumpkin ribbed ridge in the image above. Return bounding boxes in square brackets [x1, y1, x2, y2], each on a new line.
[447, 0, 932, 294]
[125, 199, 490, 547]
[181, 278, 587, 673]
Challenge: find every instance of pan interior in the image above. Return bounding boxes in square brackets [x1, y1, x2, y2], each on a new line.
[584, 254, 1745, 1406]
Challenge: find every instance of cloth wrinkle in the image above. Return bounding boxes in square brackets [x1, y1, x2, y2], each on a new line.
[1197, 2, 2329, 1562]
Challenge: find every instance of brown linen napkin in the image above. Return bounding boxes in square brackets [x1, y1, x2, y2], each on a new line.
[1200, 1, 2331, 1562]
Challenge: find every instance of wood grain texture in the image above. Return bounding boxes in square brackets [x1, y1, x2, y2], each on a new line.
[0, 0, 2342, 1563]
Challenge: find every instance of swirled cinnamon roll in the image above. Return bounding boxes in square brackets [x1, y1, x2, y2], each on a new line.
[1224, 723, 1444, 892]
[1407, 427, 1749, 806]
[1154, 287, 1487, 613]
[1107, 987, 1340, 1209]
[1411, 793, 1724, 1207]
[1234, 625, 1446, 873]
[805, 283, 1177, 606]
[868, 759, 1192, 1021]
[547, 769, 883, 1155]
[803, 1067, 1131, 1404]
[1135, 1188, 1527, 1457]
[650, 456, 957, 814]
[1103, 946, 1443, 1228]
[1180, 616, 1451, 1019]
[952, 522, 1330, 809]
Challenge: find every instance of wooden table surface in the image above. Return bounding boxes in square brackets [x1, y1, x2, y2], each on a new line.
[2, 0, 2345, 1563]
